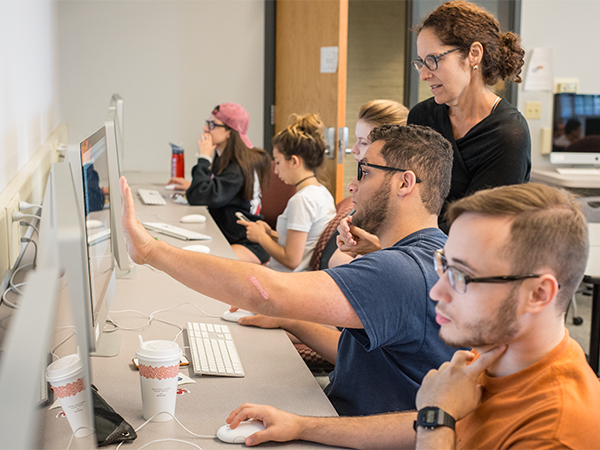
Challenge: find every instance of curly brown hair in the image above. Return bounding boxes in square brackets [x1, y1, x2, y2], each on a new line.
[272, 113, 326, 171]
[414, 0, 525, 85]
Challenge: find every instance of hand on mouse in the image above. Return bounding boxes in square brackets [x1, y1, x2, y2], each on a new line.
[336, 216, 381, 257]
[226, 403, 302, 446]
[119, 176, 160, 265]
[167, 177, 191, 191]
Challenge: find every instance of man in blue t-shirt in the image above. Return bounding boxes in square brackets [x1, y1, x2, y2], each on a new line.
[120, 124, 456, 416]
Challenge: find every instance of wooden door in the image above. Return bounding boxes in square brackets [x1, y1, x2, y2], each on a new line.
[275, 0, 348, 203]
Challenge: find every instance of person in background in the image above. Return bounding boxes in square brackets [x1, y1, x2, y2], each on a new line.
[168, 103, 271, 264]
[408, 0, 531, 233]
[324, 99, 409, 269]
[335, 0, 533, 260]
[238, 114, 336, 272]
[223, 183, 600, 449]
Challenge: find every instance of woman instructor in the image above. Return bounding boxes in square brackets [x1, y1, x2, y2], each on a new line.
[408, 0, 531, 231]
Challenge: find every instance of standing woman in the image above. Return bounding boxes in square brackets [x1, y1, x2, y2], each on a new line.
[168, 103, 271, 264]
[408, 0, 531, 231]
[239, 114, 336, 272]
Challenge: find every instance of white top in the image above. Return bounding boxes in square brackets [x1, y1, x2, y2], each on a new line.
[268, 184, 336, 273]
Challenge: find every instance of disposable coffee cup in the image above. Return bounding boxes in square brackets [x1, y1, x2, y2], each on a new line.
[135, 339, 182, 422]
[46, 354, 94, 437]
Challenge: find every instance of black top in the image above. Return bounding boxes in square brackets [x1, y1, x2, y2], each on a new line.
[186, 155, 259, 246]
[408, 97, 531, 231]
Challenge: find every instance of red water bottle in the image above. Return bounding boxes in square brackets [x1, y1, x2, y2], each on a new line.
[170, 143, 184, 178]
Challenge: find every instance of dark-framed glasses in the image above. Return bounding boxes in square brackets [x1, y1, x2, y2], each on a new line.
[412, 47, 461, 73]
[206, 120, 228, 131]
[357, 161, 422, 183]
[433, 249, 545, 295]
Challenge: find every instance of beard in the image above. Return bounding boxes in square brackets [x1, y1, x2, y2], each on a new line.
[352, 177, 391, 236]
[439, 286, 520, 348]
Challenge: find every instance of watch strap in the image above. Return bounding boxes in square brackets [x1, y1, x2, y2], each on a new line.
[413, 407, 456, 431]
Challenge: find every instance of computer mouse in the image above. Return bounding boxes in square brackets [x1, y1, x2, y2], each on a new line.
[165, 184, 177, 190]
[216, 420, 265, 444]
[180, 214, 207, 223]
[222, 309, 256, 322]
[86, 219, 103, 229]
[182, 244, 210, 254]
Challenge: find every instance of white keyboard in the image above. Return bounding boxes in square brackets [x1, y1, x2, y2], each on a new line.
[137, 189, 167, 205]
[142, 222, 212, 241]
[556, 168, 600, 175]
[187, 322, 245, 377]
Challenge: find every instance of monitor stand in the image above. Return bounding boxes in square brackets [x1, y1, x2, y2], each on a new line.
[116, 259, 137, 279]
[91, 333, 123, 358]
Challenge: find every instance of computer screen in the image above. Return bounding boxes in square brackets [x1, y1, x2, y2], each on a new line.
[106, 100, 133, 275]
[79, 129, 120, 356]
[551, 93, 600, 165]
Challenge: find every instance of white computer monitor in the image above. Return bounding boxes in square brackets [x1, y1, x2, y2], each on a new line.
[55, 130, 121, 357]
[550, 93, 600, 166]
[110, 94, 125, 168]
[106, 99, 135, 277]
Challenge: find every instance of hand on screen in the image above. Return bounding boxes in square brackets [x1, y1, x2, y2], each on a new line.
[226, 403, 302, 446]
[119, 176, 158, 265]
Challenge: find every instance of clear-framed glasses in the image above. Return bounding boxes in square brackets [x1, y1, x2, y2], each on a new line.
[433, 249, 545, 295]
[206, 120, 228, 131]
[411, 47, 462, 73]
[357, 161, 422, 183]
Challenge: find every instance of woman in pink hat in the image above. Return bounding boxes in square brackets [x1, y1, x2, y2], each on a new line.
[168, 103, 271, 264]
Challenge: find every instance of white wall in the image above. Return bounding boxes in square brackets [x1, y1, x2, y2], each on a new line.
[519, 0, 600, 168]
[58, 0, 265, 177]
[0, 0, 60, 192]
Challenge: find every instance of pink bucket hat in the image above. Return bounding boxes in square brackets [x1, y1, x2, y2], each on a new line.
[212, 103, 253, 148]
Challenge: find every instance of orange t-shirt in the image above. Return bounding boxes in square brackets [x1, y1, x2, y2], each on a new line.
[456, 331, 600, 449]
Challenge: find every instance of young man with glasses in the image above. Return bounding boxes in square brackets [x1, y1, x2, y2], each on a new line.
[223, 182, 600, 449]
[120, 124, 456, 416]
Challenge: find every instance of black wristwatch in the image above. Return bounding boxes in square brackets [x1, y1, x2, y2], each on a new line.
[413, 407, 456, 431]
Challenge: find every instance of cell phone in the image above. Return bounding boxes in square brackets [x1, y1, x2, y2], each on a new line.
[132, 355, 189, 370]
[235, 212, 250, 222]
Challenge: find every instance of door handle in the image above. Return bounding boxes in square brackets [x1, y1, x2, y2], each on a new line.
[324, 127, 336, 159]
[338, 127, 348, 164]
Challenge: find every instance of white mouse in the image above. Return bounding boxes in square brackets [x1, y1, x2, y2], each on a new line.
[222, 309, 256, 322]
[216, 420, 265, 444]
[182, 244, 210, 254]
[180, 214, 206, 223]
[86, 219, 103, 229]
[165, 184, 177, 190]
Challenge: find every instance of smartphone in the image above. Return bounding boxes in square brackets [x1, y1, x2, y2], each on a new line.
[132, 355, 189, 369]
[235, 212, 250, 222]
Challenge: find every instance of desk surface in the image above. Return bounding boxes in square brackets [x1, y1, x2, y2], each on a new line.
[530, 167, 600, 189]
[38, 182, 338, 449]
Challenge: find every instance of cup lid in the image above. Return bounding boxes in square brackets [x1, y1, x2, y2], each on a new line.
[46, 354, 82, 381]
[136, 340, 181, 360]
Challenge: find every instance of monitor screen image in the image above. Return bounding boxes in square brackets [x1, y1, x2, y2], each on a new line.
[551, 93, 600, 165]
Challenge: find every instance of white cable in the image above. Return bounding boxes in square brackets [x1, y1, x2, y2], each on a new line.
[19, 221, 39, 235]
[1, 286, 19, 309]
[134, 439, 203, 450]
[12, 211, 41, 221]
[51, 330, 77, 360]
[64, 426, 95, 450]
[9, 262, 35, 295]
[19, 201, 43, 211]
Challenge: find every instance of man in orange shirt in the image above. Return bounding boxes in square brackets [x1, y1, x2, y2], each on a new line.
[224, 183, 600, 449]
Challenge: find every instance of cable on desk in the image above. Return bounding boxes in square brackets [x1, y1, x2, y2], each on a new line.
[8, 262, 35, 296]
[51, 328, 77, 360]
[113, 411, 216, 450]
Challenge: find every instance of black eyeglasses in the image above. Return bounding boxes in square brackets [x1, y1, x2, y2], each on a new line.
[433, 249, 547, 295]
[206, 120, 229, 131]
[412, 47, 461, 73]
[357, 161, 422, 183]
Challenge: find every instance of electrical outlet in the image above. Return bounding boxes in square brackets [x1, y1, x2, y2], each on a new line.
[525, 101, 542, 120]
[554, 77, 579, 94]
[5, 192, 21, 269]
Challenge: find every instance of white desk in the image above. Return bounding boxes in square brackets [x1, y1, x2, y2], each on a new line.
[37, 183, 338, 449]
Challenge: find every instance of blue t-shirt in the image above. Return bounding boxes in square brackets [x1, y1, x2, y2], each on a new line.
[324, 228, 456, 416]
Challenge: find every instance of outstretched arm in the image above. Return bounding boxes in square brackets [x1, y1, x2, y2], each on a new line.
[119, 176, 362, 329]
[226, 403, 417, 449]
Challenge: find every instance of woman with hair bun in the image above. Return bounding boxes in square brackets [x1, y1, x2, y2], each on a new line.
[408, 0, 531, 231]
[238, 113, 336, 272]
